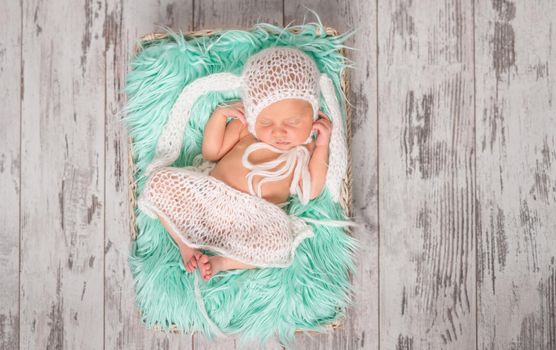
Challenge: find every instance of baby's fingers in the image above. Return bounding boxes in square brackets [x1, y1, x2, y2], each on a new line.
[224, 109, 246, 125]
[234, 113, 247, 126]
[312, 123, 330, 136]
[313, 120, 332, 132]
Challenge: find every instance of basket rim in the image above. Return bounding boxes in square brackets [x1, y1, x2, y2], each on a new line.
[134, 26, 341, 52]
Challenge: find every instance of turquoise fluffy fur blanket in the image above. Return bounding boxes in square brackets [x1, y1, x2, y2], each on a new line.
[123, 20, 359, 348]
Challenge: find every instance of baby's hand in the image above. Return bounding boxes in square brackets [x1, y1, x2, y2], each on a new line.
[216, 101, 246, 126]
[312, 111, 332, 146]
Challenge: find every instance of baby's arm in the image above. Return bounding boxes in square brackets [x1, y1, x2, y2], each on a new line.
[308, 144, 329, 199]
[307, 114, 332, 199]
[202, 103, 246, 161]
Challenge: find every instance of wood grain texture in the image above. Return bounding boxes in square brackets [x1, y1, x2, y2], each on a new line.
[19, 0, 106, 349]
[284, 1, 379, 349]
[104, 1, 194, 349]
[378, 0, 476, 348]
[0, 1, 21, 349]
[193, 0, 282, 29]
[475, 1, 556, 349]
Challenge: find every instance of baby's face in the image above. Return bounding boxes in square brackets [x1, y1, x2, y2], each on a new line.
[254, 99, 314, 150]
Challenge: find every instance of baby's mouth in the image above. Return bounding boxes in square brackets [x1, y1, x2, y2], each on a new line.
[275, 140, 290, 146]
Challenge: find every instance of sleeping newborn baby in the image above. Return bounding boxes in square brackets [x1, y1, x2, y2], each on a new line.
[196, 98, 330, 279]
[138, 47, 341, 281]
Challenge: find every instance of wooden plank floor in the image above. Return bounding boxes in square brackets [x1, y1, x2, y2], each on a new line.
[1, 0, 555, 349]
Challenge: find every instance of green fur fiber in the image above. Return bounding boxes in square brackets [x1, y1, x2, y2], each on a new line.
[123, 17, 359, 348]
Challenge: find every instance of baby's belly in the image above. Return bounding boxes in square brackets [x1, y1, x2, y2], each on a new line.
[209, 163, 291, 204]
[208, 165, 249, 193]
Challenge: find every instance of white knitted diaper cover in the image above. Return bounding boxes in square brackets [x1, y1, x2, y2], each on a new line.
[137, 162, 314, 268]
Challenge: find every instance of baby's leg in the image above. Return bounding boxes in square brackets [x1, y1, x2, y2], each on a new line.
[197, 254, 256, 281]
[158, 213, 201, 272]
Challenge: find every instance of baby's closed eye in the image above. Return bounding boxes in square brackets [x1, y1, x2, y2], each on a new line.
[258, 117, 301, 127]
[259, 120, 272, 126]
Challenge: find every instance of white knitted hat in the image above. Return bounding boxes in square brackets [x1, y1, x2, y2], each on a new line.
[240, 47, 320, 137]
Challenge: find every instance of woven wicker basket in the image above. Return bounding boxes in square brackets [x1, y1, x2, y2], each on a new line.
[126, 26, 353, 335]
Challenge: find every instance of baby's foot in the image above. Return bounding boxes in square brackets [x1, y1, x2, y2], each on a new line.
[198, 255, 226, 281]
[184, 250, 203, 272]
[179, 246, 202, 273]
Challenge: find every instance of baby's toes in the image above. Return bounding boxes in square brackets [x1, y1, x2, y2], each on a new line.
[197, 255, 212, 280]
[198, 254, 209, 264]
[192, 252, 202, 268]
[204, 265, 212, 277]
[203, 271, 212, 281]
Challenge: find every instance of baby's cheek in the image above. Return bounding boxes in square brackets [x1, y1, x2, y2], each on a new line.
[260, 130, 273, 142]
[263, 129, 273, 138]
[297, 126, 313, 139]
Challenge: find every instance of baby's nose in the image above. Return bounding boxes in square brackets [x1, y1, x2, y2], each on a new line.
[271, 127, 287, 136]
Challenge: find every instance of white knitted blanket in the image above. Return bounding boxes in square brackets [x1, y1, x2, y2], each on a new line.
[138, 161, 314, 267]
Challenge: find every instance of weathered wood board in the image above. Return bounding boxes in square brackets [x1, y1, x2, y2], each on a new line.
[475, 1, 556, 349]
[0, 1, 22, 350]
[19, 0, 106, 349]
[378, 0, 476, 348]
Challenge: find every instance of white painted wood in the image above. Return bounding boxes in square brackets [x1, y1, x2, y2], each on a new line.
[0, 1, 21, 350]
[19, 0, 106, 349]
[378, 0, 476, 348]
[194, 0, 283, 29]
[475, 1, 556, 349]
[104, 1, 194, 349]
[285, 2, 379, 349]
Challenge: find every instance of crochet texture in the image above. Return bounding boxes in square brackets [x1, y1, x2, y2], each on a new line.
[138, 164, 314, 267]
[241, 46, 321, 136]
